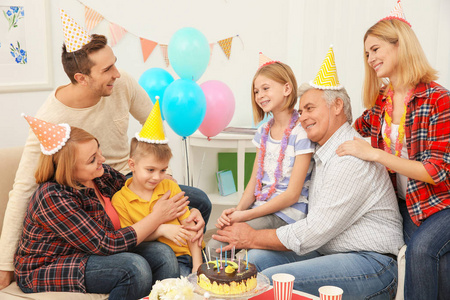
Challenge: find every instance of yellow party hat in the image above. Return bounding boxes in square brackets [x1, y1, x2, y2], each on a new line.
[60, 9, 92, 53]
[258, 52, 279, 69]
[309, 45, 343, 90]
[379, 0, 411, 27]
[136, 98, 168, 144]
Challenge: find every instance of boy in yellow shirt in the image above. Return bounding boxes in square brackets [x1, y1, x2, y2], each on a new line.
[112, 100, 203, 276]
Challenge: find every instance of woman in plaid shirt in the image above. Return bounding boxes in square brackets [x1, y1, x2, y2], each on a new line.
[14, 124, 189, 300]
[336, 17, 450, 300]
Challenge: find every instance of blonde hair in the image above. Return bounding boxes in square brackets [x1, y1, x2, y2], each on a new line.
[363, 19, 438, 109]
[130, 137, 172, 163]
[35, 127, 98, 189]
[251, 62, 298, 124]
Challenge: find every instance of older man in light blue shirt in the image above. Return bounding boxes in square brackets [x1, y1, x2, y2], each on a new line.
[213, 83, 404, 300]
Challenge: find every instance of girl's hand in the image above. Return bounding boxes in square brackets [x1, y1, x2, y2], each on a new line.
[227, 210, 248, 224]
[152, 191, 189, 224]
[160, 224, 191, 246]
[216, 208, 236, 229]
[336, 137, 378, 162]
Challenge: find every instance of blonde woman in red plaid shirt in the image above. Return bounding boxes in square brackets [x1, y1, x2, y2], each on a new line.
[336, 17, 450, 300]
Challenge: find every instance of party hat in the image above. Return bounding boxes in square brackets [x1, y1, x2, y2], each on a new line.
[22, 114, 71, 155]
[309, 45, 343, 90]
[136, 98, 168, 144]
[60, 9, 92, 52]
[258, 52, 279, 69]
[379, 0, 411, 27]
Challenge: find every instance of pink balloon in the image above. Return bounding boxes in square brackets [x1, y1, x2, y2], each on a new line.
[199, 80, 235, 138]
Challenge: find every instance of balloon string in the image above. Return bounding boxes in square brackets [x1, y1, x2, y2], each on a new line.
[183, 137, 191, 186]
[236, 34, 244, 50]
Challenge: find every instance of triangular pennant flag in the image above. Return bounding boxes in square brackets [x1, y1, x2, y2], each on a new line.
[109, 23, 127, 47]
[84, 6, 104, 31]
[22, 114, 71, 155]
[160, 44, 169, 67]
[140, 38, 158, 63]
[218, 37, 233, 59]
[258, 52, 278, 69]
[309, 45, 343, 90]
[136, 99, 168, 144]
[379, 0, 411, 27]
[60, 9, 92, 53]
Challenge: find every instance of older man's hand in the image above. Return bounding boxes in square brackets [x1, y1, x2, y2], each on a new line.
[212, 223, 255, 252]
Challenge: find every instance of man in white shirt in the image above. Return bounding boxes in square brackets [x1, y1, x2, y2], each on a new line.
[213, 83, 404, 299]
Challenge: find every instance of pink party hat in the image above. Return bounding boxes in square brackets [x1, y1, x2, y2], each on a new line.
[379, 0, 411, 27]
[60, 9, 92, 52]
[258, 52, 279, 69]
[22, 114, 71, 155]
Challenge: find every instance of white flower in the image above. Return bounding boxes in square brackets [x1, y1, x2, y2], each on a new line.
[149, 277, 195, 300]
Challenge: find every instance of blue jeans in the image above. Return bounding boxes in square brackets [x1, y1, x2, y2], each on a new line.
[85, 242, 179, 300]
[177, 254, 193, 277]
[250, 249, 398, 300]
[179, 184, 212, 229]
[399, 201, 450, 300]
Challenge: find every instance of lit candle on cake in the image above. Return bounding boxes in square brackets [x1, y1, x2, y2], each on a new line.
[238, 256, 241, 273]
[246, 249, 249, 270]
[208, 247, 211, 262]
[202, 250, 210, 269]
[216, 258, 220, 273]
[220, 245, 223, 269]
[225, 251, 228, 266]
[231, 246, 235, 262]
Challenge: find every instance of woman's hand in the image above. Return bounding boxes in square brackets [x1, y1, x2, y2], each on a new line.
[152, 191, 189, 224]
[336, 137, 379, 161]
[160, 224, 191, 247]
[215, 208, 236, 228]
[183, 208, 205, 247]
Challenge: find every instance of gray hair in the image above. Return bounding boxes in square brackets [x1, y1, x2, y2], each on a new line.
[298, 83, 353, 124]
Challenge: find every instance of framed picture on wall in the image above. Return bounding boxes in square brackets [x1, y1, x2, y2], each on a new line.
[0, 0, 52, 93]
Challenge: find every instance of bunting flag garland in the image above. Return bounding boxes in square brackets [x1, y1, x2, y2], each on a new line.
[75, 1, 241, 65]
[140, 38, 158, 62]
[218, 37, 233, 59]
[160, 44, 170, 67]
[109, 23, 127, 47]
[84, 6, 104, 31]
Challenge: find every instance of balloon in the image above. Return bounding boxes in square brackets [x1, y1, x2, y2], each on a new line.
[198, 80, 235, 138]
[138, 68, 174, 120]
[168, 27, 210, 81]
[162, 79, 206, 137]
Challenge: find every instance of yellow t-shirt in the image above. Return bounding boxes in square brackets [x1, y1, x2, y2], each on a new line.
[112, 178, 192, 257]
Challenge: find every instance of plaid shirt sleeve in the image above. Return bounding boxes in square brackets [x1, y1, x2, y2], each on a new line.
[35, 184, 137, 256]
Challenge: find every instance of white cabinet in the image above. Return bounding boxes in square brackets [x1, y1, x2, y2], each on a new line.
[185, 131, 256, 206]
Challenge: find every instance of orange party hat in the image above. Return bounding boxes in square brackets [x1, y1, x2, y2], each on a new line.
[60, 9, 92, 52]
[136, 98, 168, 144]
[22, 114, 71, 155]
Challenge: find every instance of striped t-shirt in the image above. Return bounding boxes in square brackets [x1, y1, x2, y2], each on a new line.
[252, 121, 315, 224]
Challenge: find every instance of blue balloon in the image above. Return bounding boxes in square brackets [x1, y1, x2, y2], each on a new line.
[138, 68, 174, 120]
[168, 27, 210, 82]
[162, 79, 206, 137]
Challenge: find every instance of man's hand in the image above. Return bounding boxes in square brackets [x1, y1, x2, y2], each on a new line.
[0, 270, 13, 290]
[184, 208, 205, 247]
[212, 223, 255, 252]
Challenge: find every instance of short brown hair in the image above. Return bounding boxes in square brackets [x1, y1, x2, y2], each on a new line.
[362, 19, 438, 108]
[35, 127, 98, 189]
[251, 62, 298, 124]
[61, 34, 108, 84]
[130, 137, 173, 163]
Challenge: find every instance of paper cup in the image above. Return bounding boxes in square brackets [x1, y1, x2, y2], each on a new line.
[272, 273, 295, 300]
[318, 285, 343, 300]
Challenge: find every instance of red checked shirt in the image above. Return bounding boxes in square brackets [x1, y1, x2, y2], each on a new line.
[354, 81, 450, 226]
[14, 164, 138, 293]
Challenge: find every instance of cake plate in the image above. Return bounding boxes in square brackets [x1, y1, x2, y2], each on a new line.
[187, 272, 270, 299]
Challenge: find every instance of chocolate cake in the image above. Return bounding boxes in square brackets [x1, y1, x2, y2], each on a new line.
[196, 260, 257, 295]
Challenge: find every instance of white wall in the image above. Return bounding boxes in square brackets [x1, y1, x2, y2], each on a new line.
[0, 0, 449, 183]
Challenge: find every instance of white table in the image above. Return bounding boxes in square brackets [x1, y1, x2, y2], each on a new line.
[185, 131, 255, 206]
[191, 288, 320, 299]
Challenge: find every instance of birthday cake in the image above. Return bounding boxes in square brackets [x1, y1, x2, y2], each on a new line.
[196, 259, 257, 295]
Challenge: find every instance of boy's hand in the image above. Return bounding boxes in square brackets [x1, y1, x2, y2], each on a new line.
[161, 224, 191, 247]
[183, 208, 205, 247]
[153, 191, 189, 223]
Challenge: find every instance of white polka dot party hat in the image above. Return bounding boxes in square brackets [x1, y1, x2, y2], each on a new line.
[60, 9, 92, 52]
[136, 98, 168, 144]
[379, 0, 411, 27]
[22, 114, 71, 155]
[310, 45, 343, 90]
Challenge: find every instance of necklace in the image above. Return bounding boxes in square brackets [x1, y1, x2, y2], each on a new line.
[254, 110, 299, 201]
[382, 84, 414, 172]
